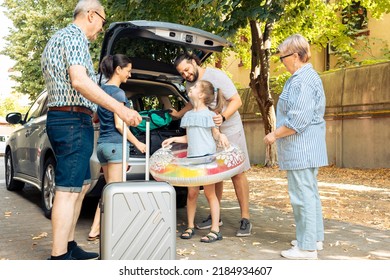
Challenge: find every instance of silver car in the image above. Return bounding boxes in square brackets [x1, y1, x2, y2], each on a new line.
[5, 91, 102, 218]
[5, 20, 231, 218]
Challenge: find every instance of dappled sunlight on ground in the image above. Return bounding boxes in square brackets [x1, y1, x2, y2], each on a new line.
[223, 165, 390, 231]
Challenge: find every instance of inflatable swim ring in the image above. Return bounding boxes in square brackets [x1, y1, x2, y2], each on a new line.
[149, 143, 245, 187]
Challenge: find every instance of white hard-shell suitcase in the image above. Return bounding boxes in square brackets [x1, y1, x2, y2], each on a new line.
[100, 116, 176, 260]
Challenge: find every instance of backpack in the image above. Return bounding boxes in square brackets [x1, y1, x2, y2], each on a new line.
[130, 109, 172, 135]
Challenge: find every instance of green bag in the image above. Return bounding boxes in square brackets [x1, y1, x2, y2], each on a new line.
[131, 109, 172, 135]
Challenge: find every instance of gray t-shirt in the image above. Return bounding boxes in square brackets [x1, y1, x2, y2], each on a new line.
[186, 67, 243, 137]
[180, 108, 217, 157]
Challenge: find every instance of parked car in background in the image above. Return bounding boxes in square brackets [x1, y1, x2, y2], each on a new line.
[5, 20, 231, 218]
[0, 135, 9, 155]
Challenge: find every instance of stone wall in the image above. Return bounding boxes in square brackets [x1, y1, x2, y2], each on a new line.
[239, 61, 390, 168]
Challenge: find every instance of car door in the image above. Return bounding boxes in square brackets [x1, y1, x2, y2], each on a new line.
[15, 92, 48, 177]
[99, 20, 233, 83]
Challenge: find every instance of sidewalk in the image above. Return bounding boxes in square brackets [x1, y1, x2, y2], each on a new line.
[1, 180, 389, 260]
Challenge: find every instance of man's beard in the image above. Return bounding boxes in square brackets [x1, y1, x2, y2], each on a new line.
[188, 67, 199, 82]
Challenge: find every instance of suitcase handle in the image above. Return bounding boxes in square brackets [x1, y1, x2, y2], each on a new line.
[122, 116, 150, 182]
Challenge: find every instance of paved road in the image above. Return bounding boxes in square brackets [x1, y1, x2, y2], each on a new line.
[0, 157, 389, 260]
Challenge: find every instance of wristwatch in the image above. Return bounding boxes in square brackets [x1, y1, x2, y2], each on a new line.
[221, 114, 226, 122]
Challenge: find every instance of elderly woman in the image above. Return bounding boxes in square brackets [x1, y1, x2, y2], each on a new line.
[264, 34, 328, 260]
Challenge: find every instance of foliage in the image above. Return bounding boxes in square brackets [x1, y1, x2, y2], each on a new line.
[108, 0, 199, 24]
[0, 94, 29, 117]
[1, 0, 79, 99]
[1, 0, 389, 163]
[2, 0, 389, 100]
[270, 72, 290, 96]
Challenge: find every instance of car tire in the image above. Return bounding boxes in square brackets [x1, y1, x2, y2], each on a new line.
[41, 157, 56, 219]
[5, 150, 24, 191]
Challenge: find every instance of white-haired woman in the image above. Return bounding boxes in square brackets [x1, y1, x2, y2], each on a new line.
[264, 34, 328, 259]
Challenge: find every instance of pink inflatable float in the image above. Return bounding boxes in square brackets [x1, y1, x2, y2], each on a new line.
[149, 143, 245, 187]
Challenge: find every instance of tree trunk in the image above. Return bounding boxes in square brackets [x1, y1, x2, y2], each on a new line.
[248, 20, 278, 167]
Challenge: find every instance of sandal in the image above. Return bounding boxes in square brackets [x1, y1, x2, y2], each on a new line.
[87, 234, 100, 241]
[200, 230, 223, 243]
[180, 228, 195, 239]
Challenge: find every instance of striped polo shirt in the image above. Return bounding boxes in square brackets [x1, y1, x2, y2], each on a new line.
[276, 63, 328, 170]
[41, 24, 97, 111]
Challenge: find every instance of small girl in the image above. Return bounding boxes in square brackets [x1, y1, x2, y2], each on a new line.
[162, 80, 229, 243]
[87, 54, 146, 240]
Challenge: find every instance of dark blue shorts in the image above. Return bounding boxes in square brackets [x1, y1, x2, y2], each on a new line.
[46, 110, 94, 193]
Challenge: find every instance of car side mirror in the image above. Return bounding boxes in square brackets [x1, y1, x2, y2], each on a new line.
[6, 112, 23, 124]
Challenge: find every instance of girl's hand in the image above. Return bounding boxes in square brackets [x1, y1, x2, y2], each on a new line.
[218, 134, 229, 149]
[135, 142, 146, 154]
[162, 138, 175, 147]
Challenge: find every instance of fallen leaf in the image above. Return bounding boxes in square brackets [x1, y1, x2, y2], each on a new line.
[176, 248, 195, 256]
[32, 232, 48, 240]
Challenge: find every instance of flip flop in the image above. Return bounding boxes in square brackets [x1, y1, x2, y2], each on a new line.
[87, 234, 100, 241]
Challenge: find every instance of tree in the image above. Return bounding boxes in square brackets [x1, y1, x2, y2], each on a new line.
[2, 0, 389, 165]
[186, 0, 390, 166]
[1, 0, 78, 99]
[110, 0, 389, 166]
[0, 94, 29, 117]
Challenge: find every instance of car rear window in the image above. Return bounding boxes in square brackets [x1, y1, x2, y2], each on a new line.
[110, 36, 206, 74]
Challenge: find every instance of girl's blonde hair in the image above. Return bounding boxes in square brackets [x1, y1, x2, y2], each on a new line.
[197, 80, 225, 113]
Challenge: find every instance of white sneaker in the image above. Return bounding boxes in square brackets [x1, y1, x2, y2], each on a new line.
[291, 240, 323, 251]
[281, 247, 318, 260]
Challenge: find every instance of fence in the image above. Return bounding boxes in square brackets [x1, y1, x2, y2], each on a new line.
[239, 61, 390, 169]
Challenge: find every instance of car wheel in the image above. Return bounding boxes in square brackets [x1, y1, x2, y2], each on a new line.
[5, 150, 24, 191]
[42, 157, 56, 219]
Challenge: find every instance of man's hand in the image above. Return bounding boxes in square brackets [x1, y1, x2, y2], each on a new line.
[119, 106, 142, 127]
[169, 108, 181, 119]
[213, 114, 224, 127]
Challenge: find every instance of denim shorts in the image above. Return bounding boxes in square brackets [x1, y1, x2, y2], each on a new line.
[46, 110, 94, 193]
[97, 142, 129, 165]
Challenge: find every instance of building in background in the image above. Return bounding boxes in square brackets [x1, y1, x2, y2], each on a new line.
[225, 9, 390, 88]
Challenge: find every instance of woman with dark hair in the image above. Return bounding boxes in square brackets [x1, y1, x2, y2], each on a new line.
[87, 54, 146, 240]
[264, 34, 328, 259]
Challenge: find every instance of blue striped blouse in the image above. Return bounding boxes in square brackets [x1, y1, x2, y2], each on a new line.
[276, 63, 328, 170]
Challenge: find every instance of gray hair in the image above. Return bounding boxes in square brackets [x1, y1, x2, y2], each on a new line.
[278, 34, 311, 63]
[73, 0, 103, 19]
